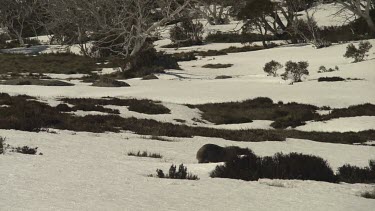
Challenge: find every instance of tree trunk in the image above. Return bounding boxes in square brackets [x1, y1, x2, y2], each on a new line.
[364, 16, 375, 35]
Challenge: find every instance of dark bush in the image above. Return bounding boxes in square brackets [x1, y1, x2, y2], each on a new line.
[11, 146, 38, 155]
[205, 31, 278, 43]
[0, 136, 5, 154]
[0, 53, 105, 75]
[1, 79, 74, 86]
[2, 94, 375, 145]
[169, 19, 203, 47]
[263, 60, 283, 77]
[121, 47, 180, 78]
[155, 164, 199, 180]
[71, 104, 120, 114]
[319, 13, 375, 43]
[318, 77, 346, 82]
[202, 63, 233, 69]
[92, 77, 130, 87]
[195, 97, 318, 128]
[318, 65, 339, 73]
[344, 41, 373, 63]
[171, 52, 197, 62]
[337, 161, 375, 183]
[128, 151, 162, 158]
[320, 103, 375, 120]
[215, 75, 232, 79]
[210, 152, 337, 182]
[282, 61, 309, 82]
[361, 188, 375, 199]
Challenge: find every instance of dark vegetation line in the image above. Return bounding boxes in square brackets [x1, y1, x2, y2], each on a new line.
[210, 150, 375, 184]
[1, 93, 374, 145]
[191, 97, 375, 129]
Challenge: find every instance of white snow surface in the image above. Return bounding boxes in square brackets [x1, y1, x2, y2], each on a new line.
[1, 129, 375, 211]
[2, 40, 375, 108]
[297, 116, 375, 132]
[1, 4, 375, 210]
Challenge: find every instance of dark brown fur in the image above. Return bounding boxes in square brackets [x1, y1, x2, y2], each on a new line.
[196, 144, 254, 163]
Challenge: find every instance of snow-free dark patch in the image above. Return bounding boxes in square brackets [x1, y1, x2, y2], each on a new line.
[210, 152, 337, 183]
[128, 151, 162, 159]
[318, 77, 346, 82]
[215, 75, 232, 79]
[92, 77, 130, 87]
[1, 94, 375, 145]
[202, 63, 233, 69]
[1, 79, 74, 86]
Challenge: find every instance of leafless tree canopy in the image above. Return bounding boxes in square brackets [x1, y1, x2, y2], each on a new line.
[335, 0, 375, 34]
[42, 0, 191, 58]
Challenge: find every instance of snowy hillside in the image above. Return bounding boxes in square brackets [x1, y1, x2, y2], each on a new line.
[1, 2, 375, 211]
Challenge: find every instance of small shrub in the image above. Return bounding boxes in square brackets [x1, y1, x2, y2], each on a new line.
[282, 61, 309, 82]
[264, 60, 283, 77]
[0, 136, 5, 154]
[337, 160, 375, 183]
[10, 146, 38, 155]
[318, 77, 346, 82]
[361, 188, 375, 199]
[318, 65, 339, 73]
[215, 75, 232, 79]
[171, 52, 197, 62]
[92, 77, 130, 87]
[344, 41, 373, 63]
[155, 164, 199, 180]
[142, 74, 158, 80]
[202, 63, 233, 69]
[128, 151, 162, 159]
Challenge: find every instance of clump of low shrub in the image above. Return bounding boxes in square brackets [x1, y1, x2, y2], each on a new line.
[210, 152, 337, 183]
[263, 60, 283, 77]
[0, 79, 74, 86]
[344, 41, 373, 63]
[361, 188, 375, 199]
[215, 75, 232, 79]
[0, 136, 5, 154]
[142, 74, 158, 80]
[202, 63, 233, 69]
[155, 164, 199, 180]
[92, 77, 130, 87]
[318, 77, 346, 82]
[337, 160, 375, 184]
[318, 65, 339, 73]
[281, 61, 309, 82]
[10, 146, 39, 155]
[128, 151, 162, 159]
[205, 31, 277, 44]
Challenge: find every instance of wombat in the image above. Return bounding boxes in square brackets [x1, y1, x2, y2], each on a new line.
[196, 144, 254, 163]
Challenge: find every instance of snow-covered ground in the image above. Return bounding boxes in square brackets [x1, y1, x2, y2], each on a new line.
[1, 3, 375, 210]
[1, 130, 375, 210]
[2, 39, 375, 108]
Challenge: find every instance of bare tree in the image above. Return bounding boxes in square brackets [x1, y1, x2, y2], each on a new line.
[193, 0, 232, 25]
[0, 0, 39, 45]
[288, 0, 325, 47]
[335, 0, 375, 34]
[45, 0, 191, 59]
